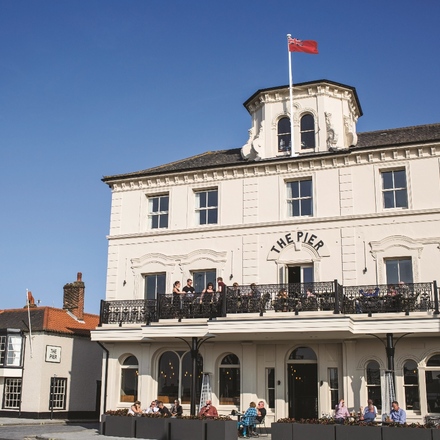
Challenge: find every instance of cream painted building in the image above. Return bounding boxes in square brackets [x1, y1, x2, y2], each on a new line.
[0, 273, 102, 419]
[92, 80, 440, 424]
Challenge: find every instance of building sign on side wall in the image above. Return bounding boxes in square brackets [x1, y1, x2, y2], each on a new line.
[45, 345, 61, 363]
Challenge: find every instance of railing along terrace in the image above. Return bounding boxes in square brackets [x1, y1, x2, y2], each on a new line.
[99, 299, 158, 325]
[225, 281, 337, 314]
[98, 281, 439, 325]
[342, 282, 437, 316]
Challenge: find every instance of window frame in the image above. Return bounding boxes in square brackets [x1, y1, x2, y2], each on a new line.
[148, 193, 170, 229]
[144, 272, 166, 300]
[403, 359, 420, 412]
[0, 331, 23, 368]
[2, 378, 22, 409]
[266, 367, 275, 410]
[157, 350, 203, 405]
[120, 355, 139, 403]
[192, 269, 216, 294]
[385, 257, 413, 284]
[277, 116, 291, 153]
[219, 354, 240, 407]
[424, 354, 440, 414]
[195, 188, 218, 226]
[381, 168, 408, 209]
[286, 178, 313, 217]
[328, 367, 339, 410]
[366, 360, 382, 411]
[49, 377, 67, 410]
[300, 114, 315, 150]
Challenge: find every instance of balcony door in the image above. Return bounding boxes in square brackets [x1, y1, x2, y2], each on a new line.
[287, 265, 313, 284]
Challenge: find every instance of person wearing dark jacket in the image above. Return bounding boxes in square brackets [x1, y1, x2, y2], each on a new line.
[171, 399, 183, 417]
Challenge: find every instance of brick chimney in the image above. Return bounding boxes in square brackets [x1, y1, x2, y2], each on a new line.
[63, 272, 85, 320]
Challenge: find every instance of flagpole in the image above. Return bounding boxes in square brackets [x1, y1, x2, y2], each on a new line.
[26, 289, 33, 358]
[287, 34, 297, 157]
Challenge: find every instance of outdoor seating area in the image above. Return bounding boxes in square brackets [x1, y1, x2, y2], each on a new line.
[98, 281, 439, 325]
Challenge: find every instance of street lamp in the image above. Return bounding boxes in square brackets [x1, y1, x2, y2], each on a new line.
[176, 335, 215, 415]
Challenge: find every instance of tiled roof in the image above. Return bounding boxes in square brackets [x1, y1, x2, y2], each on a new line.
[0, 307, 99, 337]
[356, 123, 440, 149]
[102, 122, 440, 183]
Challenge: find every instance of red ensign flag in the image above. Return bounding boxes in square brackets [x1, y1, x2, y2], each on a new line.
[288, 38, 319, 54]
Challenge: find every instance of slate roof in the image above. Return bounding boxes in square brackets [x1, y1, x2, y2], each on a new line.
[0, 307, 99, 337]
[102, 122, 440, 184]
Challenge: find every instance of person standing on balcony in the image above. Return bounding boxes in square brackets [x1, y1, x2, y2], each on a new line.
[200, 282, 215, 303]
[217, 277, 226, 300]
[182, 279, 195, 297]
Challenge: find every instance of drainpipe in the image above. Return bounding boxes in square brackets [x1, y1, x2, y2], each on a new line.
[97, 342, 109, 415]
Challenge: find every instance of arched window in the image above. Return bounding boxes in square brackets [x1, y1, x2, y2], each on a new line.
[158, 351, 203, 404]
[425, 354, 440, 413]
[403, 360, 419, 411]
[120, 355, 138, 402]
[278, 117, 291, 152]
[288, 346, 317, 361]
[300, 114, 315, 149]
[219, 354, 240, 406]
[366, 360, 381, 410]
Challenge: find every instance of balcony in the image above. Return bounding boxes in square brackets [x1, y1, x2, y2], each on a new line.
[98, 281, 439, 326]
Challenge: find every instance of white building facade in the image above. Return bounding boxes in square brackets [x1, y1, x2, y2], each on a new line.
[92, 80, 440, 423]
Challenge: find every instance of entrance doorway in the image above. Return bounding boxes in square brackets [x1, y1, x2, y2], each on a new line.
[287, 347, 318, 419]
[287, 266, 313, 284]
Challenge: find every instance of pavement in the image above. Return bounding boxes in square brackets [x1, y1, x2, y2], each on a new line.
[0, 418, 134, 440]
[0, 417, 272, 439]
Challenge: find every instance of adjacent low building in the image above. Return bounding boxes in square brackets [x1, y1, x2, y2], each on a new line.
[92, 80, 440, 423]
[0, 273, 102, 419]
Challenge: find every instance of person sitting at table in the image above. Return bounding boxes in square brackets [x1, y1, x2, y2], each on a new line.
[237, 401, 258, 437]
[357, 287, 380, 313]
[359, 403, 377, 422]
[128, 400, 143, 416]
[334, 398, 350, 424]
[389, 400, 406, 424]
[157, 400, 171, 417]
[146, 400, 159, 413]
[256, 400, 267, 423]
[199, 399, 218, 418]
[362, 399, 378, 414]
[170, 398, 183, 417]
[276, 289, 288, 312]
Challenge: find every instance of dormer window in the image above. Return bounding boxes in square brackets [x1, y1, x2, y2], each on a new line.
[300, 114, 315, 149]
[277, 117, 291, 152]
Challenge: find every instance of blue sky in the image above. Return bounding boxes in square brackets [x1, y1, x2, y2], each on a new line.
[1, 0, 439, 313]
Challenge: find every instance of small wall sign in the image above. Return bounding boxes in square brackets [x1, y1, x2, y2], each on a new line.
[45, 345, 61, 363]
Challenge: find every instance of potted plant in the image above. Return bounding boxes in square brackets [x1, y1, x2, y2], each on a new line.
[136, 412, 170, 440]
[169, 415, 205, 440]
[381, 422, 432, 440]
[335, 420, 381, 440]
[204, 415, 235, 440]
[271, 418, 294, 440]
[292, 417, 336, 440]
[103, 409, 136, 438]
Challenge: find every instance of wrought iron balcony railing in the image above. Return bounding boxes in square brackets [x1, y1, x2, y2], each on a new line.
[98, 281, 439, 325]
